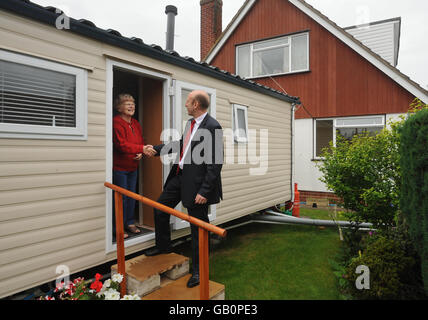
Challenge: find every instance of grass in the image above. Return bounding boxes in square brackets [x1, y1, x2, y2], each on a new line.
[299, 206, 337, 220]
[175, 207, 343, 300]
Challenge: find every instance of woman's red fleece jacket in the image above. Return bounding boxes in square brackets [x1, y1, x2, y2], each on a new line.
[113, 115, 144, 172]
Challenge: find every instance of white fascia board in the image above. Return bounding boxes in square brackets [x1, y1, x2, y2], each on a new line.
[288, 0, 428, 103]
[205, 0, 257, 64]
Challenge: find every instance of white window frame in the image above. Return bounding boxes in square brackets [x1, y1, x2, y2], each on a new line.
[0, 49, 88, 140]
[232, 103, 249, 143]
[236, 32, 310, 79]
[313, 115, 385, 159]
[172, 80, 217, 230]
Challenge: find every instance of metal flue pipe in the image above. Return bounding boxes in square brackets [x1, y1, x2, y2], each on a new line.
[253, 209, 374, 229]
[165, 5, 177, 51]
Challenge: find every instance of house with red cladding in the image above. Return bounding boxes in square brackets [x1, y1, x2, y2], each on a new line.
[200, 0, 428, 203]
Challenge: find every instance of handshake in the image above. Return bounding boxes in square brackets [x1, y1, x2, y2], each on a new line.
[134, 145, 157, 160]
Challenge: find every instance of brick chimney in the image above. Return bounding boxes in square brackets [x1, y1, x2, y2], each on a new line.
[200, 0, 222, 61]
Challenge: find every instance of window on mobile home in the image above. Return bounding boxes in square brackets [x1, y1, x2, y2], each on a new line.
[314, 116, 384, 158]
[236, 32, 309, 79]
[232, 104, 249, 143]
[0, 50, 87, 140]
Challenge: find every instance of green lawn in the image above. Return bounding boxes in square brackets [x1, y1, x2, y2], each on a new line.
[299, 207, 337, 220]
[174, 209, 343, 300]
[208, 222, 342, 299]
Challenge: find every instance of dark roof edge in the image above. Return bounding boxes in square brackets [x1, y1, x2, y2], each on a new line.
[0, 0, 300, 105]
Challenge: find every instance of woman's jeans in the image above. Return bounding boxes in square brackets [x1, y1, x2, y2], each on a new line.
[113, 170, 138, 230]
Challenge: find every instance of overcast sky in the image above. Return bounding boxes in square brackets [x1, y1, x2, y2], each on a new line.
[31, 0, 428, 89]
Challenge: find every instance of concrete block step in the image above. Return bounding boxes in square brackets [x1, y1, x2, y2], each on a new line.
[111, 253, 189, 297]
[142, 274, 225, 300]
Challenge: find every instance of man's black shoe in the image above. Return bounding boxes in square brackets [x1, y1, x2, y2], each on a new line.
[186, 273, 200, 288]
[145, 247, 172, 256]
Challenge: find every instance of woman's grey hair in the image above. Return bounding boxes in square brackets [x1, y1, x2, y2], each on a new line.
[114, 94, 135, 111]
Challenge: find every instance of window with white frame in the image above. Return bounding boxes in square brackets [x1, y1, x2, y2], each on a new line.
[236, 32, 309, 79]
[314, 116, 385, 158]
[0, 50, 87, 140]
[232, 104, 249, 143]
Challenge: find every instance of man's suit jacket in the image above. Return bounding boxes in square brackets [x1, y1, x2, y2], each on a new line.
[154, 113, 223, 209]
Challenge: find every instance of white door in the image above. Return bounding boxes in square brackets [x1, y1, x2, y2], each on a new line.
[172, 80, 217, 230]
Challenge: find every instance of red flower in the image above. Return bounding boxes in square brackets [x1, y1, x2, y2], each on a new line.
[95, 273, 102, 281]
[90, 280, 103, 293]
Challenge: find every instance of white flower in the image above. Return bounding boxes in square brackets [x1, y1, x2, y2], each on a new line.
[103, 279, 111, 288]
[111, 273, 123, 284]
[104, 288, 120, 300]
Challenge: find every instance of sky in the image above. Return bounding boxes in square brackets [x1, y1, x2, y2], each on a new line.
[30, 0, 428, 89]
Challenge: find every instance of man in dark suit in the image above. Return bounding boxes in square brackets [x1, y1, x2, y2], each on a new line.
[145, 90, 223, 288]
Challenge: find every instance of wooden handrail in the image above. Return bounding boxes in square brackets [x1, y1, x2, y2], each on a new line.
[104, 182, 227, 300]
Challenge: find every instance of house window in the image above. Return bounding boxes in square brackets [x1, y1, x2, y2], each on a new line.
[0, 50, 87, 140]
[232, 104, 249, 143]
[314, 116, 385, 158]
[236, 32, 309, 79]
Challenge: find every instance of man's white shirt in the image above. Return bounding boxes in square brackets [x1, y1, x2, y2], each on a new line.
[179, 112, 208, 169]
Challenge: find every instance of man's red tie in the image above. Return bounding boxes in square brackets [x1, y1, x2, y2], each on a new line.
[177, 119, 196, 174]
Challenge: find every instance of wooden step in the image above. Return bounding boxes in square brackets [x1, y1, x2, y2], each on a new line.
[111, 253, 189, 297]
[142, 274, 225, 300]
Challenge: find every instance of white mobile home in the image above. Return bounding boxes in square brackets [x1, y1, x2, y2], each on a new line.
[0, 0, 299, 298]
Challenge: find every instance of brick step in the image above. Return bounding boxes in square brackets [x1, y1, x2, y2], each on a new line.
[142, 274, 225, 300]
[111, 253, 190, 297]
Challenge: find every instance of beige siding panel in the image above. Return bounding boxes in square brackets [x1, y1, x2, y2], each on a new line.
[0, 11, 105, 56]
[222, 175, 289, 193]
[88, 77, 107, 94]
[222, 164, 290, 178]
[0, 171, 105, 191]
[0, 146, 105, 162]
[0, 194, 104, 222]
[88, 90, 106, 104]
[0, 183, 104, 206]
[216, 191, 290, 223]
[88, 124, 107, 137]
[223, 181, 289, 201]
[88, 113, 106, 126]
[0, 207, 104, 237]
[0, 240, 107, 298]
[0, 227, 105, 265]
[88, 101, 108, 115]
[0, 29, 105, 70]
[222, 168, 291, 183]
[0, 238, 105, 279]
[0, 136, 105, 147]
[0, 160, 105, 177]
[1, 210, 105, 250]
[89, 68, 107, 82]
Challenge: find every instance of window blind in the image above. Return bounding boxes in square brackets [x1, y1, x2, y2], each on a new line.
[0, 60, 76, 128]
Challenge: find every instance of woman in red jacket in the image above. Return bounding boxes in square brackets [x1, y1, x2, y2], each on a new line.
[113, 94, 155, 239]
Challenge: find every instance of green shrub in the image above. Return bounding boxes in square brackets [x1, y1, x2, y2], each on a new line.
[317, 126, 400, 229]
[399, 104, 428, 295]
[346, 236, 416, 300]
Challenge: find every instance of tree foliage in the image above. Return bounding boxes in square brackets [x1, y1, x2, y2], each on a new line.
[317, 122, 401, 229]
[399, 101, 428, 294]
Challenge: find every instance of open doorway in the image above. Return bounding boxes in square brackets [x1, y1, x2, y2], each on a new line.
[111, 67, 164, 242]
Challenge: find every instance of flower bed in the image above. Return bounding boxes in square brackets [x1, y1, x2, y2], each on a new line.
[39, 273, 140, 300]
